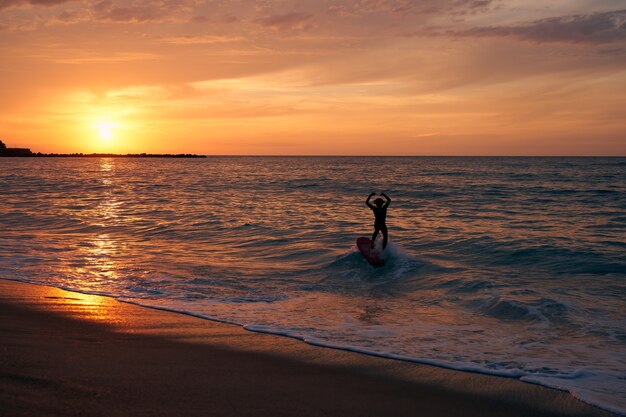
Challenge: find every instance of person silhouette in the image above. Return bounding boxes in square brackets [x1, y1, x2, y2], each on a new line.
[366, 192, 391, 250]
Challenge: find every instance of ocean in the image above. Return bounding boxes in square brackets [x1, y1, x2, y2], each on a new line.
[1, 156, 625, 414]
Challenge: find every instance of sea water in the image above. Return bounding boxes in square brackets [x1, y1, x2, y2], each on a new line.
[1, 156, 625, 414]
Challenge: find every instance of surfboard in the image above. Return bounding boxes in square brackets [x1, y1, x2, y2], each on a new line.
[356, 237, 385, 266]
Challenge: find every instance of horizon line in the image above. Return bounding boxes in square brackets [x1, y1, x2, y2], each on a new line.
[6, 154, 625, 158]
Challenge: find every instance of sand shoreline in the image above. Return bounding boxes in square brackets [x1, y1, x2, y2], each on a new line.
[0, 279, 616, 417]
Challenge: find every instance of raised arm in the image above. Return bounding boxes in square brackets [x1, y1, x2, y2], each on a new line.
[381, 192, 391, 208]
[366, 192, 376, 209]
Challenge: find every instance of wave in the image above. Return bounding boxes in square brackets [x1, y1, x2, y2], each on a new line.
[322, 242, 428, 281]
[466, 296, 571, 324]
[438, 236, 626, 275]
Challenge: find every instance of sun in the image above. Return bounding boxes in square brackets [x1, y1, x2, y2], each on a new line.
[95, 121, 116, 141]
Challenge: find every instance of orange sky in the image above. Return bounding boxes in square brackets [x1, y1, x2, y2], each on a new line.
[1, 0, 625, 155]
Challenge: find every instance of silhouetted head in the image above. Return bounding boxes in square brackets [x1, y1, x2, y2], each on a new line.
[374, 198, 384, 208]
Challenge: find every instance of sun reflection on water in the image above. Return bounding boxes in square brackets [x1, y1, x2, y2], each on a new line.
[46, 160, 127, 323]
[67, 158, 124, 293]
[100, 158, 114, 185]
[86, 233, 120, 282]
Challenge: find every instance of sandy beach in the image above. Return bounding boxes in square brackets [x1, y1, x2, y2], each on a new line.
[0, 279, 616, 417]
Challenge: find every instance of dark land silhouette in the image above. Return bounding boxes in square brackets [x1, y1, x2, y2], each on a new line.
[0, 140, 206, 158]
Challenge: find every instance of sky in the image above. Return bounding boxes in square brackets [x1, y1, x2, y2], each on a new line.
[0, 0, 625, 155]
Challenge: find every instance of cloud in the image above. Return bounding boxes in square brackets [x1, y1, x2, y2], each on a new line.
[254, 12, 313, 31]
[55, 8, 89, 23]
[160, 35, 243, 45]
[52, 52, 159, 64]
[327, 0, 496, 17]
[190, 14, 238, 24]
[93, 1, 166, 22]
[454, 9, 626, 44]
[0, 0, 77, 10]
[91, 0, 198, 23]
[100, 6, 164, 22]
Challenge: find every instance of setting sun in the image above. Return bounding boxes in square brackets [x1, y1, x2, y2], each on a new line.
[95, 122, 115, 141]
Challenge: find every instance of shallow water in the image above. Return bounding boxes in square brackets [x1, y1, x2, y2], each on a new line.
[1, 156, 625, 414]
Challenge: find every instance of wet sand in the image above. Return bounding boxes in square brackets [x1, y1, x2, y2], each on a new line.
[0, 280, 616, 417]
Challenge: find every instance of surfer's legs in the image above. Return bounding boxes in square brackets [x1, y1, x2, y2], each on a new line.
[381, 225, 388, 250]
[371, 227, 380, 248]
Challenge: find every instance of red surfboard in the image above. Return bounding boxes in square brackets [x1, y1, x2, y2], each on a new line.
[356, 237, 385, 266]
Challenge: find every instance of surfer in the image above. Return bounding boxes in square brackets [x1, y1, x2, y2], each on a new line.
[366, 192, 391, 250]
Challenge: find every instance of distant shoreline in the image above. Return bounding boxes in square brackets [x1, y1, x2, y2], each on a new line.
[1, 152, 624, 159]
[0, 152, 206, 158]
